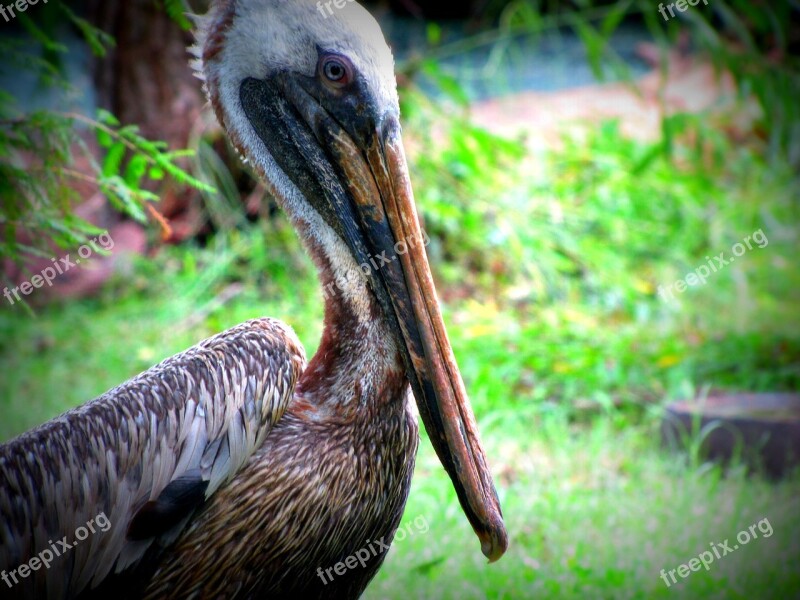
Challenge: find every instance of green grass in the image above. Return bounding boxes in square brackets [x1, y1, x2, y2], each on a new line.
[371, 413, 800, 599]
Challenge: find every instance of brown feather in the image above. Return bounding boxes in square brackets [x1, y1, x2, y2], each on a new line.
[0, 319, 305, 599]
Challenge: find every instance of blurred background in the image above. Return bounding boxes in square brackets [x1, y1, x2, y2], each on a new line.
[0, 0, 798, 598]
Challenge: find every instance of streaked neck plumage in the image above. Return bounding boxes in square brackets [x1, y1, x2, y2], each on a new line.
[197, 2, 405, 417]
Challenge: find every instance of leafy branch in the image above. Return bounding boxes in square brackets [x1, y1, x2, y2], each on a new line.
[0, 109, 215, 262]
[0, 0, 216, 264]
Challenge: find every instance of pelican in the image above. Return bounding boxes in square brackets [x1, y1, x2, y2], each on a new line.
[0, 0, 507, 597]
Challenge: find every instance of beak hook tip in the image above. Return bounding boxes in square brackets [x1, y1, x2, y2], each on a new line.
[481, 525, 509, 563]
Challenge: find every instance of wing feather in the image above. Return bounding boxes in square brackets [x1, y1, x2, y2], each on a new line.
[0, 318, 305, 599]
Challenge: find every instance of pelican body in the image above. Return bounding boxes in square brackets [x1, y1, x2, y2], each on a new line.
[0, 1, 507, 598]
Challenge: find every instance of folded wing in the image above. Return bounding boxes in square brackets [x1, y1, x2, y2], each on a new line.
[0, 318, 306, 599]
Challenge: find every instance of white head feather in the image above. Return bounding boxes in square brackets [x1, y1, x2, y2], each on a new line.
[192, 0, 400, 317]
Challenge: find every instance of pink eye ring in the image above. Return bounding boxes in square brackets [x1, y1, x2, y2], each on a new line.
[319, 54, 353, 87]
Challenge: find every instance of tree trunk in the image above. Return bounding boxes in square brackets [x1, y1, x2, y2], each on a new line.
[84, 0, 210, 241]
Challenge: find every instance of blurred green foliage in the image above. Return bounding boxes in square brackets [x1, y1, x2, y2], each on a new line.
[400, 88, 798, 417]
[393, 0, 800, 417]
[0, 1, 211, 266]
[411, 0, 799, 166]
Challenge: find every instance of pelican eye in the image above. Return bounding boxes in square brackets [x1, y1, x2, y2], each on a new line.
[319, 54, 353, 87]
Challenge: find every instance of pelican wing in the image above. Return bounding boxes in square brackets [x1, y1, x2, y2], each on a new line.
[0, 318, 306, 599]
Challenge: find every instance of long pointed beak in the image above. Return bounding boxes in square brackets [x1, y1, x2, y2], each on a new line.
[239, 76, 507, 561]
[327, 117, 508, 562]
[376, 125, 508, 561]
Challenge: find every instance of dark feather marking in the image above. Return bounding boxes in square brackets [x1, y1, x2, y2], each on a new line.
[127, 470, 209, 541]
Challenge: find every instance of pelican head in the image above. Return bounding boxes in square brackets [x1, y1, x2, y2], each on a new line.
[194, 0, 507, 562]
